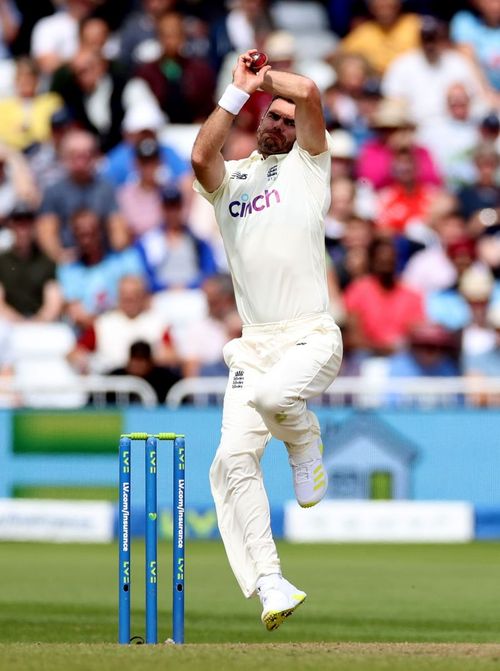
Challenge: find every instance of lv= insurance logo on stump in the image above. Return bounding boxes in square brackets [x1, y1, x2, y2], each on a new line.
[118, 432, 185, 645]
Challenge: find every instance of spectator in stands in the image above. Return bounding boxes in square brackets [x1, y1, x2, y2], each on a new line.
[417, 84, 482, 190]
[175, 273, 240, 378]
[118, 0, 177, 70]
[210, 0, 274, 72]
[324, 177, 356, 244]
[117, 137, 164, 238]
[388, 322, 460, 378]
[100, 102, 191, 195]
[0, 143, 39, 224]
[339, 0, 421, 75]
[459, 266, 500, 364]
[382, 16, 484, 128]
[57, 208, 144, 331]
[79, 14, 115, 58]
[344, 236, 425, 354]
[50, 48, 157, 152]
[108, 340, 180, 404]
[403, 203, 468, 295]
[28, 107, 75, 191]
[450, 0, 500, 105]
[36, 129, 129, 263]
[30, 0, 96, 75]
[328, 129, 377, 219]
[324, 53, 373, 132]
[478, 111, 500, 149]
[136, 184, 217, 292]
[0, 202, 62, 322]
[67, 273, 177, 373]
[376, 148, 442, 239]
[327, 215, 375, 291]
[0, 57, 63, 152]
[425, 236, 482, 330]
[465, 302, 500, 375]
[356, 98, 442, 190]
[0, 0, 20, 62]
[135, 11, 216, 123]
[457, 142, 500, 221]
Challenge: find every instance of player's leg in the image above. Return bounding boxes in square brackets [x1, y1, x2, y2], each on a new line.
[210, 364, 279, 598]
[210, 347, 308, 630]
[250, 322, 343, 506]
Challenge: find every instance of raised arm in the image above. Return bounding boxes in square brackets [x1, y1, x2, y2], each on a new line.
[259, 69, 327, 156]
[191, 52, 271, 193]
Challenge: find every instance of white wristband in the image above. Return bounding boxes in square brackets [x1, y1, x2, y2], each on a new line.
[218, 84, 250, 115]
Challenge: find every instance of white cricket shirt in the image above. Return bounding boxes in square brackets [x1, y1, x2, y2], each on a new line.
[194, 142, 331, 325]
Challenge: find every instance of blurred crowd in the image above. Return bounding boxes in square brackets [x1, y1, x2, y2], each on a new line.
[0, 0, 499, 403]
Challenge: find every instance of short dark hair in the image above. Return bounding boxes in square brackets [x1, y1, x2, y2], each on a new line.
[129, 341, 152, 359]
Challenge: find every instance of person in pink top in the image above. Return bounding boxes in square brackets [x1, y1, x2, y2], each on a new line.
[344, 237, 425, 354]
[356, 98, 442, 190]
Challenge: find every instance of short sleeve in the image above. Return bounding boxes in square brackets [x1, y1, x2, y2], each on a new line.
[193, 165, 231, 205]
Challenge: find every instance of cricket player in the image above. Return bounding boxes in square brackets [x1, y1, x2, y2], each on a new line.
[191, 50, 343, 631]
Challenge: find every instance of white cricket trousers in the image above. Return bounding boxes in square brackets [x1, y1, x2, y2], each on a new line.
[209, 312, 343, 597]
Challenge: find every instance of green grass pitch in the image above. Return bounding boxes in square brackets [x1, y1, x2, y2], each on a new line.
[0, 541, 499, 670]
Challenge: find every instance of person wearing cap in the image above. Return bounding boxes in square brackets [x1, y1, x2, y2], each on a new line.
[100, 102, 190, 191]
[425, 237, 499, 331]
[388, 321, 460, 379]
[0, 202, 62, 322]
[382, 16, 484, 128]
[356, 98, 442, 190]
[27, 107, 75, 191]
[0, 56, 63, 152]
[117, 137, 165, 238]
[465, 302, 500, 378]
[340, 0, 421, 75]
[135, 183, 217, 291]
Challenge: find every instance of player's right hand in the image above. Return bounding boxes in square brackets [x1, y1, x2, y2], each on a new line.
[232, 50, 271, 95]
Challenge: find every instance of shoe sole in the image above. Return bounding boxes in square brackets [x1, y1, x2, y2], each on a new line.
[261, 594, 306, 631]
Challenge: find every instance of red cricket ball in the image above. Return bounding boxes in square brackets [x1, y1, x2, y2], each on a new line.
[249, 51, 268, 73]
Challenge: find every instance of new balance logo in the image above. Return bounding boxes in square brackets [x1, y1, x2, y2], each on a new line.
[230, 171, 248, 180]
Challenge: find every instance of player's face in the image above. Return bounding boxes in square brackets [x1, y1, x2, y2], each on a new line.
[257, 99, 296, 157]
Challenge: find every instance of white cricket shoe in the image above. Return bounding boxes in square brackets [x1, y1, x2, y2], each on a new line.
[289, 442, 328, 508]
[257, 574, 307, 631]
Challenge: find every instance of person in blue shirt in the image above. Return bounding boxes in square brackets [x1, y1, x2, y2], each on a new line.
[99, 102, 191, 189]
[136, 184, 217, 292]
[388, 322, 460, 378]
[450, 0, 500, 101]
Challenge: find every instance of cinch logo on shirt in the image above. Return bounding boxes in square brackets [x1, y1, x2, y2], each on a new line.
[228, 188, 281, 218]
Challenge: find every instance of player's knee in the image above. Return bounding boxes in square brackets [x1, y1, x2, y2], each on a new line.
[253, 379, 288, 417]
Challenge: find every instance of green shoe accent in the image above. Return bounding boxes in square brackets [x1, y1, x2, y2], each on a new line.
[261, 594, 306, 631]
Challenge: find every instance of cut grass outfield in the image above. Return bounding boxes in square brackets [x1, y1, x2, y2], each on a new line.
[0, 541, 499, 670]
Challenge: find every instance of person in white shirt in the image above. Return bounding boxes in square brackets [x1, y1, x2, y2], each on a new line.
[191, 50, 343, 631]
[31, 0, 96, 75]
[382, 15, 484, 128]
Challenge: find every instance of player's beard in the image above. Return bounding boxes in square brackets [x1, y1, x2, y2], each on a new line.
[256, 128, 294, 156]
